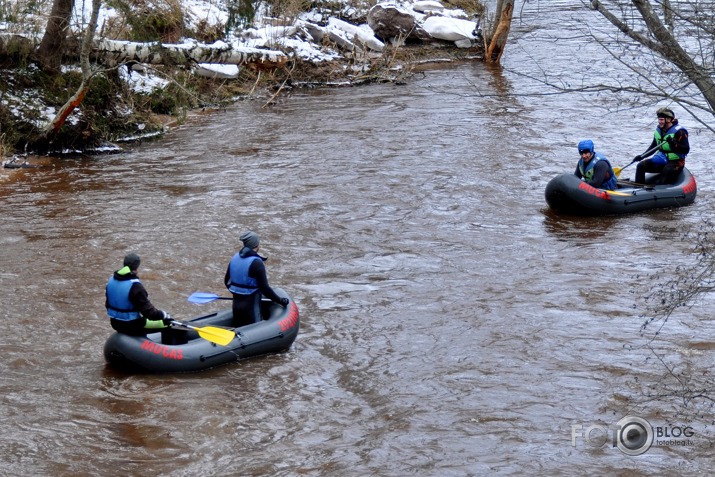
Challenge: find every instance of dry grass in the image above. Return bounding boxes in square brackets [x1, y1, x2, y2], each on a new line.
[103, 0, 185, 42]
[0, 134, 7, 159]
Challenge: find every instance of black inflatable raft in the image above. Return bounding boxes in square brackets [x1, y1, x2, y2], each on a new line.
[545, 167, 697, 215]
[104, 289, 299, 373]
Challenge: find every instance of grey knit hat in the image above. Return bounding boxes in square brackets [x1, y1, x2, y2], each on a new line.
[123, 253, 141, 271]
[240, 231, 260, 249]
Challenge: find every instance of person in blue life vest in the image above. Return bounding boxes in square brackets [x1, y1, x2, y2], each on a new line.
[224, 231, 289, 327]
[105, 253, 173, 336]
[574, 139, 618, 190]
[633, 107, 689, 185]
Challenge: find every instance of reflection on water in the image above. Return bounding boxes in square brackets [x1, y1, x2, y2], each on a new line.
[542, 209, 617, 242]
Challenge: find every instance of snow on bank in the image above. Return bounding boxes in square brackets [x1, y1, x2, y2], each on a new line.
[79, 0, 478, 94]
[2, 0, 479, 143]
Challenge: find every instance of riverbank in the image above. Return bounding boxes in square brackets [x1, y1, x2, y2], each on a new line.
[0, 0, 485, 162]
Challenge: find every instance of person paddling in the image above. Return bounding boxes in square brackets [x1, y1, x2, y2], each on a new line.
[574, 139, 617, 190]
[105, 253, 174, 337]
[632, 107, 689, 185]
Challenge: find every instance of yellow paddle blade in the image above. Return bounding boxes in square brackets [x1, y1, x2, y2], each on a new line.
[196, 326, 236, 346]
[613, 167, 623, 177]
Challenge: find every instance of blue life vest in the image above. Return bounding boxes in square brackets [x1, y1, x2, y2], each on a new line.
[578, 153, 618, 190]
[228, 253, 260, 295]
[106, 276, 141, 321]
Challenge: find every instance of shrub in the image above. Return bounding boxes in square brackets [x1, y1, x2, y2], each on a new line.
[106, 0, 184, 43]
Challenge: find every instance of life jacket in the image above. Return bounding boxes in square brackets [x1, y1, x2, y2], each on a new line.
[106, 276, 141, 320]
[654, 124, 686, 162]
[578, 152, 618, 190]
[227, 253, 260, 295]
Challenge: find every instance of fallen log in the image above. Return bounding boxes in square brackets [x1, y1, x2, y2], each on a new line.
[95, 39, 287, 69]
[0, 33, 287, 69]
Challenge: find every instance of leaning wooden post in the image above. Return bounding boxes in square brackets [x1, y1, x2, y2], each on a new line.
[485, 0, 514, 65]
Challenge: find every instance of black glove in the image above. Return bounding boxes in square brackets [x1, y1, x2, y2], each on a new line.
[633, 155, 643, 162]
[162, 312, 173, 326]
[279, 297, 289, 307]
[666, 136, 676, 148]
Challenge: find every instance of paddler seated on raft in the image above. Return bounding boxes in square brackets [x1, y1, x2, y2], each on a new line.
[224, 231, 289, 328]
[632, 107, 689, 185]
[105, 253, 181, 343]
[574, 139, 617, 190]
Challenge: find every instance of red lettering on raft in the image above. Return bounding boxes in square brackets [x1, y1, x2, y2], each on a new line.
[577, 182, 610, 200]
[140, 339, 184, 360]
[277, 304, 299, 332]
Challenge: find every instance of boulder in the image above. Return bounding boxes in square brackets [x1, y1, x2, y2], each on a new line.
[327, 17, 385, 51]
[327, 29, 361, 52]
[367, 4, 431, 42]
[297, 20, 326, 43]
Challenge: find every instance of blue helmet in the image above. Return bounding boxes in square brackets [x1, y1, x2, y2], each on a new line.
[577, 139, 594, 154]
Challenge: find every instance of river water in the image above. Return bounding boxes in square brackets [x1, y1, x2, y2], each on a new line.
[2, 3, 715, 476]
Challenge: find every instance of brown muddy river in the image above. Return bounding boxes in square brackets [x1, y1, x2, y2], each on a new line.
[2, 2, 715, 476]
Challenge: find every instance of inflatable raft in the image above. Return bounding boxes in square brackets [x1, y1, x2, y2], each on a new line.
[104, 289, 299, 373]
[545, 167, 697, 215]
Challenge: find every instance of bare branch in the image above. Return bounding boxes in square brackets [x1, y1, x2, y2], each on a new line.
[589, 0, 715, 114]
[590, 0, 662, 53]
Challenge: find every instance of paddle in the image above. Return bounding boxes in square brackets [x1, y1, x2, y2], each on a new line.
[613, 161, 636, 178]
[614, 142, 662, 177]
[188, 292, 232, 304]
[169, 319, 236, 346]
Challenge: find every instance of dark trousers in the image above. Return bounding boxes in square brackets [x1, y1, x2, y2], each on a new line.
[231, 292, 263, 327]
[635, 159, 683, 184]
[110, 317, 149, 336]
[110, 318, 186, 344]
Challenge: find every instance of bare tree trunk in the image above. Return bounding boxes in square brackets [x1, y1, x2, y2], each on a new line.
[37, 0, 74, 74]
[43, 0, 101, 138]
[485, 0, 514, 65]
